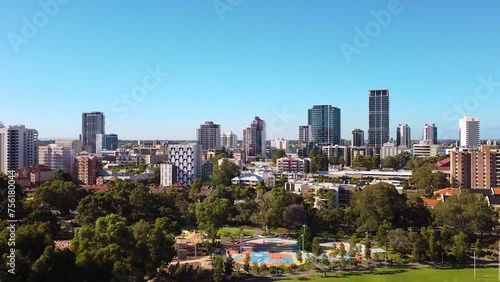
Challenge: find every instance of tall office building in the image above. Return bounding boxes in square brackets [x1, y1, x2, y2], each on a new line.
[368, 90, 390, 151]
[221, 131, 238, 149]
[299, 125, 313, 146]
[38, 144, 74, 174]
[243, 117, 267, 160]
[166, 143, 202, 185]
[422, 124, 438, 145]
[351, 129, 365, 147]
[197, 121, 221, 151]
[308, 105, 341, 145]
[459, 116, 480, 148]
[396, 124, 411, 148]
[82, 111, 105, 153]
[0, 124, 38, 174]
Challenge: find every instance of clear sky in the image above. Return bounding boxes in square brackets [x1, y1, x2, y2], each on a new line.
[1, 0, 499, 140]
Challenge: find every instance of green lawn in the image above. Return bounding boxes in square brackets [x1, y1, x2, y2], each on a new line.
[218, 227, 256, 237]
[284, 267, 499, 282]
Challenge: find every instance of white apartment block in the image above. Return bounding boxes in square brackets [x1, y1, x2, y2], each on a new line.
[160, 163, 176, 187]
[413, 141, 439, 158]
[381, 142, 398, 160]
[0, 124, 38, 174]
[167, 143, 202, 185]
[38, 144, 74, 174]
[459, 116, 480, 148]
[55, 140, 82, 155]
[270, 138, 288, 151]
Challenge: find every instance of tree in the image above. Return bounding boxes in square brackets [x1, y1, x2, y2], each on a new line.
[427, 228, 439, 261]
[387, 229, 412, 256]
[54, 168, 73, 182]
[244, 253, 251, 272]
[411, 232, 426, 262]
[352, 183, 407, 233]
[296, 226, 313, 252]
[189, 178, 203, 201]
[224, 255, 234, 276]
[271, 149, 287, 164]
[213, 257, 224, 282]
[312, 237, 321, 257]
[433, 190, 495, 237]
[364, 239, 372, 260]
[309, 150, 328, 172]
[412, 163, 448, 196]
[453, 232, 469, 263]
[282, 204, 308, 230]
[30, 246, 79, 282]
[196, 196, 231, 242]
[211, 159, 240, 186]
[376, 221, 391, 249]
[383, 155, 400, 170]
[33, 180, 89, 215]
[338, 243, 347, 260]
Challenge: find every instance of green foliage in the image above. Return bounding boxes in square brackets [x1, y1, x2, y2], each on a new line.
[213, 257, 224, 282]
[196, 196, 231, 242]
[411, 163, 448, 196]
[312, 237, 321, 256]
[296, 226, 313, 252]
[282, 204, 308, 230]
[453, 232, 469, 263]
[211, 159, 240, 186]
[352, 154, 380, 170]
[33, 181, 90, 215]
[433, 190, 495, 237]
[272, 149, 287, 164]
[309, 150, 328, 172]
[387, 229, 412, 256]
[352, 183, 407, 233]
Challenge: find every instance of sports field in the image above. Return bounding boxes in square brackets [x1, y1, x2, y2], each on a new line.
[285, 267, 499, 282]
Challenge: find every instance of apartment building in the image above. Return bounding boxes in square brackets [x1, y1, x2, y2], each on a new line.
[450, 146, 500, 189]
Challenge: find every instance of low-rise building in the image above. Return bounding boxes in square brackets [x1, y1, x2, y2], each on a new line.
[276, 157, 311, 174]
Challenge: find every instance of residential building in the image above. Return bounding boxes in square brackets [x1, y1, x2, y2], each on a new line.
[270, 138, 288, 151]
[396, 124, 411, 149]
[368, 89, 390, 152]
[55, 140, 82, 155]
[422, 124, 438, 145]
[459, 116, 480, 148]
[413, 141, 439, 158]
[221, 131, 238, 149]
[38, 144, 74, 173]
[160, 163, 177, 187]
[197, 121, 221, 150]
[82, 111, 105, 153]
[321, 145, 349, 161]
[74, 152, 99, 185]
[351, 129, 365, 147]
[166, 143, 202, 185]
[16, 164, 54, 188]
[308, 105, 341, 145]
[276, 157, 311, 174]
[299, 125, 313, 146]
[348, 147, 375, 167]
[0, 124, 38, 174]
[450, 146, 500, 189]
[381, 142, 398, 160]
[243, 117, 267, 160]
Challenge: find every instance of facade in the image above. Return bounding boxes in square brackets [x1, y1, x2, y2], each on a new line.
[396, 124, 411, 149]
[299, 125, 313, 146]
[243, 117, 267, 160]
[270, 138, 288, 151]
[38, 144, 74, 173]
[221, 131, 238, 149]
[450, 146, 500, 189]
[276, 157, 311, 174]
[321, 145, 349, 161]
[167, 143, 202, 185]
[197, 121, 221, 151]
[413, 141, 439, 158]
[422, 124, 438, 145]
[0, 124, 38, 174]
[74, 152, 99, 185]
[96, 134, 119, 153]
[160, 163, 177, 187]
[368, 89, 390, 151]
[55, 140, 82, 155]
[459, 116, 480, 148]
[82, 111, 105, 153]
[381, 142, 398, 160]
[308, 105, 341, 145]
[351, 129, 365, 147]
[348, 146, 374, 167]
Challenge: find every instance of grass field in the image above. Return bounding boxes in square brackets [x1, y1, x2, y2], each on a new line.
[284, 267, 499, 282]
[218, 227, 256, 237]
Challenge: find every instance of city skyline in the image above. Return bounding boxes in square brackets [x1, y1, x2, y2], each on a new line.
[1, 1, 500, 140]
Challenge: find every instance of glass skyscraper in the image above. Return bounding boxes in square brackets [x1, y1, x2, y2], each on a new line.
[308, 105, 341, 145]
[368, 90, 390, 151]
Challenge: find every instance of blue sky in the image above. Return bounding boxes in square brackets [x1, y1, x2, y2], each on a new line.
[1, 0, 499, 140]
